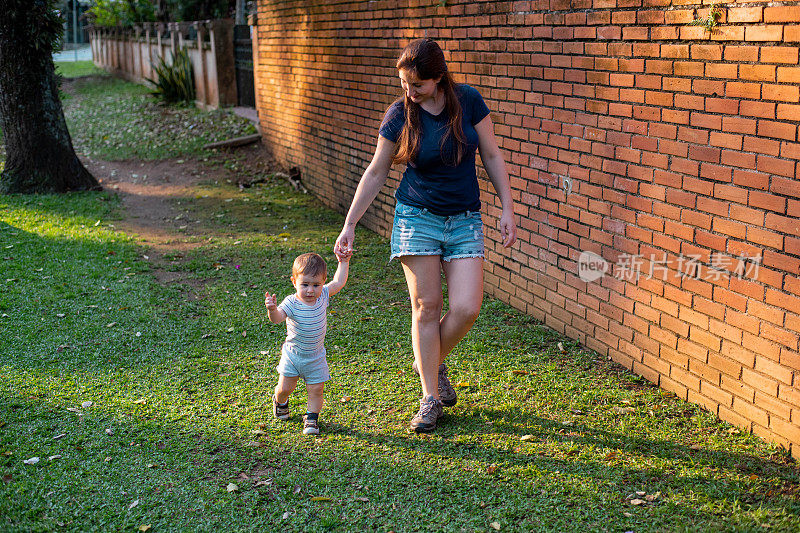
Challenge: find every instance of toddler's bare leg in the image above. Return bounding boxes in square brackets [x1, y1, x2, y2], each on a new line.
[306, 382, 325, 413]
[275, 375, 299, 404]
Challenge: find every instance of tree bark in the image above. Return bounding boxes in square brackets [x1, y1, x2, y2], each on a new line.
[0, 0, 100, 194]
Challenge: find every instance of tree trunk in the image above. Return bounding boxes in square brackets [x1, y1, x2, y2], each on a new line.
[0, 0, 100, 194]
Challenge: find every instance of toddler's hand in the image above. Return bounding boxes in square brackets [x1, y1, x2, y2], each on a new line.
[334, 247, 352, 262]
[264, 291, 278, 309]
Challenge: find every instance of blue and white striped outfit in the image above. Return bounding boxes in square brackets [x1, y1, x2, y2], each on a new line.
[276, 285, 331, 384]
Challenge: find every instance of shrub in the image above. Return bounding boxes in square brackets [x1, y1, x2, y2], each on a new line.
[146, 47, 195, 104]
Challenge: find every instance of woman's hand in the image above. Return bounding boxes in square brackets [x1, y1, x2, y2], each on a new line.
[334, 225, 355, 258]
[499, 209, 517, 248]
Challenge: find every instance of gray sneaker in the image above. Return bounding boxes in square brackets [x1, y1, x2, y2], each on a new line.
[273, 396, 290, 421]
[410, 395, 443, 433]
[412, 361, 457, 407]
[302, 415, 320, 435]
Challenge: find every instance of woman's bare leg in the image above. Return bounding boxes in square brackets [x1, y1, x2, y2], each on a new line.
[399, 255, 444, 400]
[439, 257, 484, 364]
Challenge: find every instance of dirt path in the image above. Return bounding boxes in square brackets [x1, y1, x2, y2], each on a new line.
[81, 143, 279, 292]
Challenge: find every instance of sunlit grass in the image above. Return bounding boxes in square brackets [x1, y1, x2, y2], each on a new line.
[1, 75, 799, 532]
[2, 178, 799, 532]
[54, 60, 104, 79]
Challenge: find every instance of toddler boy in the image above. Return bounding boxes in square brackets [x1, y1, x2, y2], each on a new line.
[264, 251, 349, 435]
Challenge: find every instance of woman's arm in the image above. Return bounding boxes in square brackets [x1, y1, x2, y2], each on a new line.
[335, 135, 396, 254]
[475, 115, 517, 248]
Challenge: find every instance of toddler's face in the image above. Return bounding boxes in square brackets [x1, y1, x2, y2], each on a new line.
[292, 272, 325, 304]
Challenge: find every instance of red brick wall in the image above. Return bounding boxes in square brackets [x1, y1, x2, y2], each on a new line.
[252, 0, 800, 456]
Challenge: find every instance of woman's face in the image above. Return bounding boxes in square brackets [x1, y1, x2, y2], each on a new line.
[399, 69, 441, 105]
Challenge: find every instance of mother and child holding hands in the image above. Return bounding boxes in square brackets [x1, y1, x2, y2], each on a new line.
[265, 38, 516, 435]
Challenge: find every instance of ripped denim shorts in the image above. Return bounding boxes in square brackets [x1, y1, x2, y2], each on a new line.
[390, 200, 485, 262]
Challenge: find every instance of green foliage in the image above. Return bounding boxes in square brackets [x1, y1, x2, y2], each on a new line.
[689, 3, 723, 33]
[146, 47, 196, 104]
[0, 0, 64, 56]
[84, 0, 156, 28]
[84, 0, 233, 26]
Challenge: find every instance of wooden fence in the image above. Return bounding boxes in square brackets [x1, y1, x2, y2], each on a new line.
[88, 19, 237, 110]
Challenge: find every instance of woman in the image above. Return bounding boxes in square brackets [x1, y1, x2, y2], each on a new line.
[335, 39, 516, 432]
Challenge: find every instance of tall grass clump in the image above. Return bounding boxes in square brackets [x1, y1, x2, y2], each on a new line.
[146, 47, 195, 104]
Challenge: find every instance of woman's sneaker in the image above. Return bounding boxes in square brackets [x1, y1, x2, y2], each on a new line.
[273, 396, 290, 421]
[409, 395, 443, 433]
[411, 361, 457, 407]
[302, 415, 320, 435]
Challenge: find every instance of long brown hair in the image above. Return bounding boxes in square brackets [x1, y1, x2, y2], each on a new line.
[393, 39, 467, 167]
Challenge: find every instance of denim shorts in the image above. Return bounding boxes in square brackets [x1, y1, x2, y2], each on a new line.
[276, 344, 330, 384]
[390, 200, 485, 262]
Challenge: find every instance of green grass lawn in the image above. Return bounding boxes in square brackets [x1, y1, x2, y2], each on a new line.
[55, 60, 105, 79]
[1, 76, 799, 532]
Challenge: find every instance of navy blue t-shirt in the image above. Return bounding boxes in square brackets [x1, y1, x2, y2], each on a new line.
[379, 84, 490, 216]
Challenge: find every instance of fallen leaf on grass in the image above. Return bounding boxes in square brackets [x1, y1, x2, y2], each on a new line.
[251, 430, 266, 436]
[293, 485, 302, 494]
[281, 511, 290, 520]
[613, 407, 635, 415]
[105, 428, 114, 435]
[456, 381, 471, 388]
[23, 457, 40, 465]
[511, 370, 528, 375]
[201, 333, 213, 339]
[340, 396, 351, 403]
[520, 435, 535, 442]
[81, 401, 93, 408]
[485, 464, 498, 474]
[106, 322, 116, 328]
[53, 433, 66, 440]
[138, 526, 151, 532]
[104, 456, 112, 463]
[630, 498, 645, 506]
[490, 522, 501, 530]
[604, 451, 618, 461]
[226, 483, 239, 492]
[133, 399, 146, 405]
[128, 499, 139, 510]
[311, 496, 331, 502]
[226, 327, 235, 333]
[48, 455, 62, 461]
[355, 496, 369, 502]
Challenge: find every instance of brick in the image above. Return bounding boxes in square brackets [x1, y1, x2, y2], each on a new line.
[758, 120, 798, 141]
[726, 81, 761, 99]
[771, 176, 800, 198]
[732, 397, 770, 427]
[755, 391, 793, 420]
[763, 84, 800, 102]
[728, 7, 763, 24]
[722, 115, 757, 135]
[741, 367, 779, 396]
[771, 416, 800, 444]
[739, 64, 776, 82]
[762, 46, 800, 64]
[764, 7, 800, 23]
[724, 45, 759, 62]
[745, 25, 784, 42]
